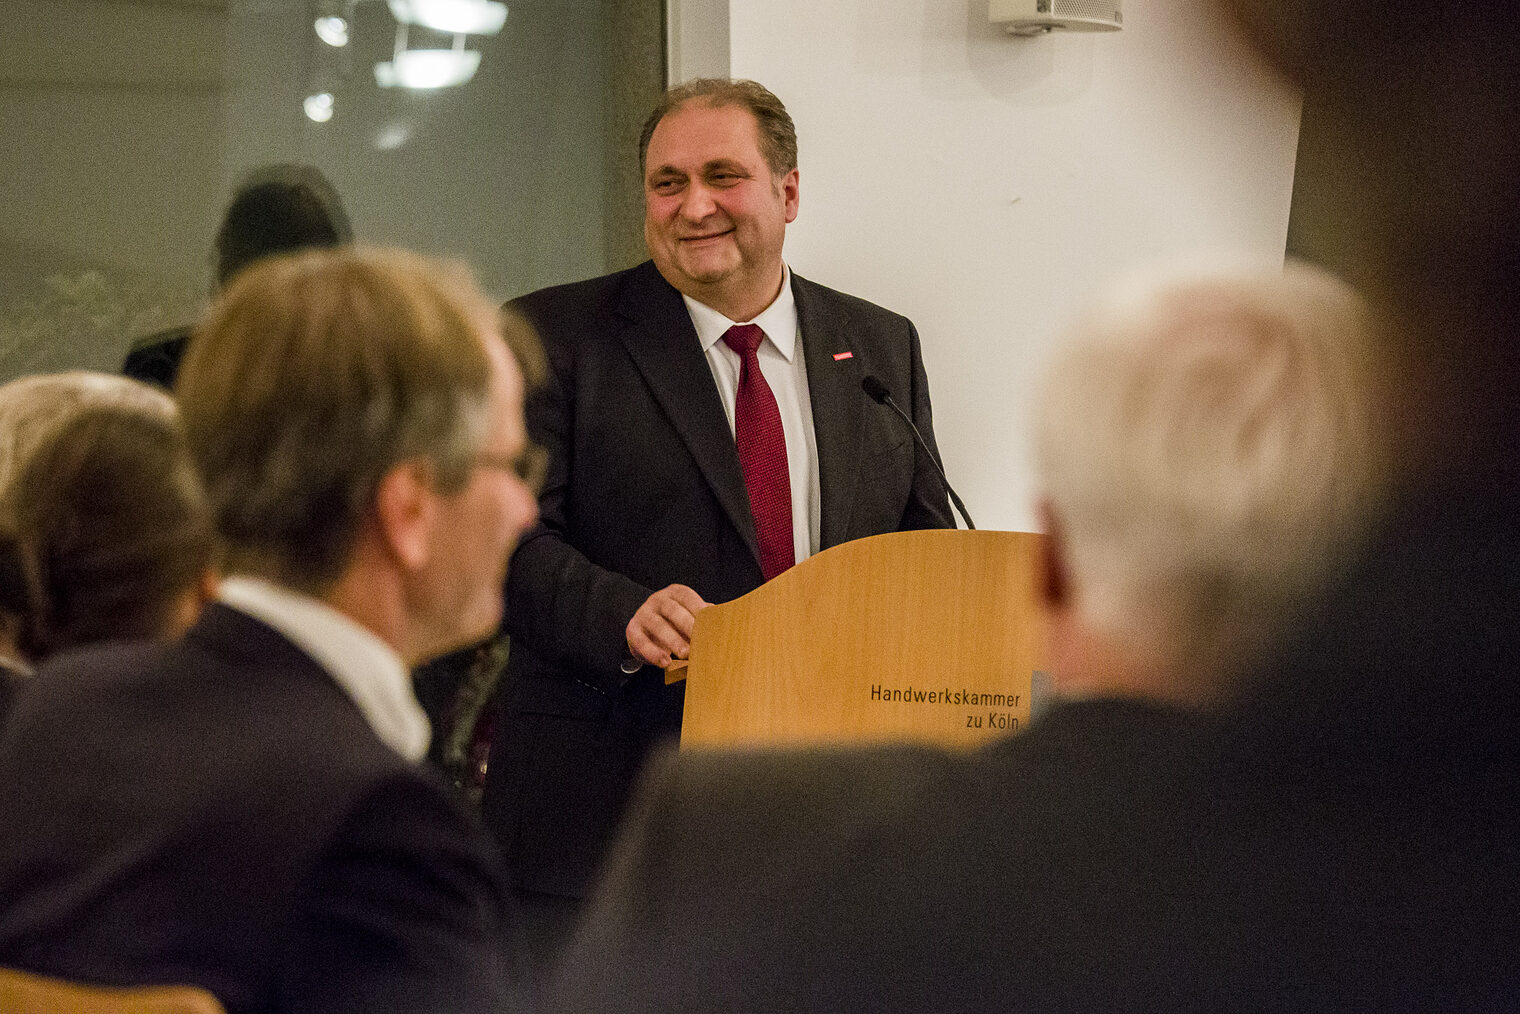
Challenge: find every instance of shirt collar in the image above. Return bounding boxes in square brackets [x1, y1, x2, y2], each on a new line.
[217, 575, 430, 762]
[684, 264, 799, 362]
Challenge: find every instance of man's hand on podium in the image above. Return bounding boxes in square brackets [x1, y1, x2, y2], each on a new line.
[626, 583, 710, 669]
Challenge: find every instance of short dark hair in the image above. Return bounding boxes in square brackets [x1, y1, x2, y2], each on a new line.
[179, 246, 502, 593]
[638, 78, 798, 178]
[214, 164, 353, 286]
[3, 403, 215, 660]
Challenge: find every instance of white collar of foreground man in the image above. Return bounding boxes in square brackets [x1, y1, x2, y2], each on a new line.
[218, 575, 430, 762]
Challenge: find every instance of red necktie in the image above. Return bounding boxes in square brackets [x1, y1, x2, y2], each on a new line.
[722, 324, 794, 581]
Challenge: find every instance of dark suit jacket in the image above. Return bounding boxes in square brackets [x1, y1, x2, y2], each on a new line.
[121, 325, 192, 390]
[0, 605, 519, 1014]
[549, 699, 1209, 1012]
[547, 479, 1520, 1012]
[487, 260, 954, 897]
[0, 660, 25, 730]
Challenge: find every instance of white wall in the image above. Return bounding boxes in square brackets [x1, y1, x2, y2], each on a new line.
[682, 0, 1301, 531]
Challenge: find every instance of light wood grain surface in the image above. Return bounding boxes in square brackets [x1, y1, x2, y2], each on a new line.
[679, 529, 1047, 750]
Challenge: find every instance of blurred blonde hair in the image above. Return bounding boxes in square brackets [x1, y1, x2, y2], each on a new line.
[0, 372, 214, 659]
[0, 371, 173, 489]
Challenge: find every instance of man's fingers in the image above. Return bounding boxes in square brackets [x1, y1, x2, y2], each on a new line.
[636, 612, 690, 662]
[662, 584, 709, 618]
[626, 628, 671, 668]
[626, 585, 710, 667]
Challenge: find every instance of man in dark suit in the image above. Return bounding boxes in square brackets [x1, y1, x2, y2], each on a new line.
[544, 1, 1520, 1010]
[0, 247, 543, 1013]
[484, 79, 954, 926]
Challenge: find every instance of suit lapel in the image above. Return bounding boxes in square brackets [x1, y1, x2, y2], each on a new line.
[794, 273, 865, 549]
[614, 264, 761, 566]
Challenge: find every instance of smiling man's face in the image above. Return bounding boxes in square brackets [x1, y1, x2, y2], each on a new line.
[642, 100, 799, 322]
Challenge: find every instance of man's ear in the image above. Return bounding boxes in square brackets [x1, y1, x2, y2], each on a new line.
[781, 168, 800, 223]
[373, 462, 438, 572]
[1037, 499, 1071, 612]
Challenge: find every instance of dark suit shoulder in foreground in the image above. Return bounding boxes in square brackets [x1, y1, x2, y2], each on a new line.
[0, 660, 26, 729]
[0, 605, 517, 1014]
[552, 700, 1207, 1013]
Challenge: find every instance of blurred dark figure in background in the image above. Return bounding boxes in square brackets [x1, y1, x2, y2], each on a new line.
[0, 373, 216, 725]
[122, 164, 352, 389]
[545, 1, 1520, 1010]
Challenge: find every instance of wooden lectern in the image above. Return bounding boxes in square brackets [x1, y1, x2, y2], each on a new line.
[668, 529, 1047, 750]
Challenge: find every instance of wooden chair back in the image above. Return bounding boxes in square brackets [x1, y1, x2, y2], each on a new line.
[0, 966, 226, 1014]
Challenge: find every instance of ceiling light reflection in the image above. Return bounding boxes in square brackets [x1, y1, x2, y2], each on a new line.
[303, 92, 335, 122]
[314, 15, 350, 46]
[375, 122, 413, 150]
[386, 0, 507, 36]
[374, 49, 481, 89]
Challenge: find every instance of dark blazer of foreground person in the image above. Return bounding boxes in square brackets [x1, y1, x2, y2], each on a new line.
[0, 604, 515, 1014]
[490, 258, 953, 897]
[546, 480, 1520, 1012]
[552, 697, 1205, 1012]
[0, 660, 23, 727]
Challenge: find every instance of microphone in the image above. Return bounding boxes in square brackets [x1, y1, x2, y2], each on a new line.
[861, 375, 975, 530]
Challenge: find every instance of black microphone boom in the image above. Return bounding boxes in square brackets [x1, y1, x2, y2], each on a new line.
[860, 374, 975, 530]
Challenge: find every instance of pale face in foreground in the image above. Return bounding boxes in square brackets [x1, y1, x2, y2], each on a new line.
[416, 332, 540, 657]
[643, 101, 799, 321]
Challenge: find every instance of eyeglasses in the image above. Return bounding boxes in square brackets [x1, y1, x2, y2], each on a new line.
[474, 443, 548, 494]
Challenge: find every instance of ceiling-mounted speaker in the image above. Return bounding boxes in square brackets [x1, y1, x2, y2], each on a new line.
[990, 0, 1122, 36]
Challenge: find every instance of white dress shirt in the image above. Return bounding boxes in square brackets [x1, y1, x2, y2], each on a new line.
[218, 575, 430, 762]
[683, 265, 821, 564]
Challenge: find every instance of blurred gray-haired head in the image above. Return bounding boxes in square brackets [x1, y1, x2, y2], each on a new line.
[1035, 259, 1389, 681]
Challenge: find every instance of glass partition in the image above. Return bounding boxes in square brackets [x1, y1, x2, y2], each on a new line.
[0, 0, 663, 381]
